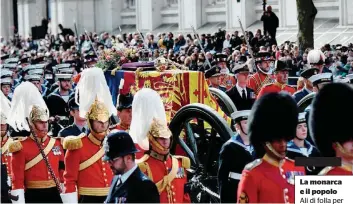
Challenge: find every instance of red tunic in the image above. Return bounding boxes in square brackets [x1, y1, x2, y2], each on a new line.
[1, 136, 13, 183]
[319, 165, 352, 175]
[63, 134, 114, 196]
[247, 72, 273, 95]
[237, 154, 306, 203]
[11, 136, 64, 190]
[138, 154, 191, 203]
[257, 82, 296, 99]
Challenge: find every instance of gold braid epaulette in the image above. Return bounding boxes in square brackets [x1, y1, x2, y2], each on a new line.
[8, 137, 27, 153]
[173, 155, 191, 169]
[63, 133, 85, 150]
[137, 154, 154, 181]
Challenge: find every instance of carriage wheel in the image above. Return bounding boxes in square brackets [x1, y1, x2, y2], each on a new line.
[209, 87, 237, 117]
[169, 104, 233, 203]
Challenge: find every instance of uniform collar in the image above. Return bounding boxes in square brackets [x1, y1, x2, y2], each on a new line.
[274, 81, 286, 89]
[88, 133, 103, 146]
[117, 123, 129, 131]
[263, 153, 285, 168]
[120, 164, 138, 184]
[149, 150, 169, 161]
[30, 134, 48, 143]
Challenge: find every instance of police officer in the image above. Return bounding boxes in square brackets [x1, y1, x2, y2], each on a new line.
[218, 110, 255, 203]
[113, 93, 133, 131]
[257, 60, 296, 99]
[293, 68, 319, 102]
[310, 83, 353, 175]
[205, 66, 227, 92]
[286, 112, 321, 175]
[103, 131, 160, 203]
[58, 94, 87, 137]
[237, 92, 305, 203]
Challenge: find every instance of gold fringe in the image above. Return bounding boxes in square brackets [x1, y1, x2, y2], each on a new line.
[63, 133, 85, 150]
[174, 155, 191, 169]
[8, 140, 23, 153]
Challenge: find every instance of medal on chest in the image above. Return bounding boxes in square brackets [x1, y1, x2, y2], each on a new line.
[285, 171, 304, 185]
[51, 146, 62, 156]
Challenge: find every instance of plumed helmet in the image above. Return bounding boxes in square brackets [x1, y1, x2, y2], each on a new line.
[248, 92, 298, 158]
[309, 83, 353, 157]
[307, 50, 325, 65]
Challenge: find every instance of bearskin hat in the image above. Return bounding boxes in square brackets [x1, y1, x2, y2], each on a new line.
[309, 83, 353, 157]
[248, 92, 298, 158]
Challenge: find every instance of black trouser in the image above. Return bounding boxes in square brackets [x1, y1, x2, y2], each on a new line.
[25, 187, 62, 203]
[79, 195, 107, 203]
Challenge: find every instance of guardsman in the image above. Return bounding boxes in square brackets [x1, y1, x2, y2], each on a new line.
[7, 82, 64, 203]
[114, 93, 133, 131]
[1, 92, 12, 203]
[286, 112, 322, 175]
[218, 110, 255, 203]
[60, 68, 116, 203]
[58, 93, 87, 137]
[205, 66, 227, 92]
[103, 131, 160, 203]
[130, 88, 191, 203]
[237, 92, 305, 203]
[247, 52, 274, 95]
[310, 83, 353, 175]
[293, 68, 319, 102]
[226, 62, 256, 110]
[257, 60, 296, 99]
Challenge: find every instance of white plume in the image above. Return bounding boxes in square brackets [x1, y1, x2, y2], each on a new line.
[7, 82, 49, 131]
[129, 88, 167, 150]
[75, 67, 116, 118]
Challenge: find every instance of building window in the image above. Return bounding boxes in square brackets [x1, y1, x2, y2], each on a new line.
[124, 0, 135, 9]
[165, 0, 178, 7]
[209, 0, 225, 5]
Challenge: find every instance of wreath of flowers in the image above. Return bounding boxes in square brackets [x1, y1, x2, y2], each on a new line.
[96, 50, 124, 71]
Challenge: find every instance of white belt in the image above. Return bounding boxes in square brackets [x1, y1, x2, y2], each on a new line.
[228, 172, 242, 180]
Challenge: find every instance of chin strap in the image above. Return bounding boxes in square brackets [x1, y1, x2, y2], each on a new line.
[265, 142, 284, 159]
[336, 142, 353, 158]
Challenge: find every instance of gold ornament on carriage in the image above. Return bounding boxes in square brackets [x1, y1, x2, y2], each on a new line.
[29, 105, 49, 123]
[87, 99, 110, 122]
